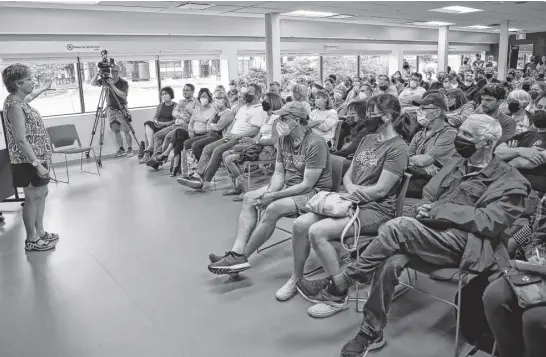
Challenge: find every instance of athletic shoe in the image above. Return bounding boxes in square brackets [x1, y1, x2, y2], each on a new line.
[296, 277, 330, 303]
[139, 152, 151, 164]
[308, 301, 350, 318]
[114, 148, 126, 157]
[137, 141, 145, 159]
[39, 232, 60, 242]
[208, 253, 223, 264]
[177, 176, 204, 190]
[275, 278, 298, 301]
[25, 239, 56, 251]
[340, 331, 386, 357]
[208, 251, 250, 275]
[126, 148, 134, 157]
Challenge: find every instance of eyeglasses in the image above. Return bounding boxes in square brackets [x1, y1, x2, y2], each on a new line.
[213, 97, 226, 100]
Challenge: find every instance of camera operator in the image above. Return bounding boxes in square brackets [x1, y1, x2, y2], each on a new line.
[91, 64, 132, 157]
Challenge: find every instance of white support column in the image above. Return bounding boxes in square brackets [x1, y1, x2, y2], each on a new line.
[498, 20, 509, 80]
[221, 48, 238, 84]
[388, 49, 403, 75]
[265, 12, 281, 85]
[438, 26, 449, 72]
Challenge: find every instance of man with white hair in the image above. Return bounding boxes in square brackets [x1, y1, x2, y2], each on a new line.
[299, 114, 531, 357]
[91, 64, 132, 157]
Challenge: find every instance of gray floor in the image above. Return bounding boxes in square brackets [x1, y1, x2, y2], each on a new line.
[0, 158, 489, 357]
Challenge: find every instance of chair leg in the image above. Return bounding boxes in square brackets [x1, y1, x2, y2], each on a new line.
[49, 158, 59, 184]
[92, 149, 100, 176]
[454, 276, 464, 357]
[64, 153, 70, 184]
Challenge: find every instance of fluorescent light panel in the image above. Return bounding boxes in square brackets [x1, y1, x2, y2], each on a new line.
[491, 28, 522, 32]
[409, 21, 455, 26]
[176, 3, 214, 10]
[465, 25, 493, 29]
[284, 10, 337, 18]
[430, 6, 483, 14]
[328, 14, 355, 19]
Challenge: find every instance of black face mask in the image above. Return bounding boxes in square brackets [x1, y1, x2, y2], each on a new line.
[379, 84, 388, 91]
[454, 136, 477, 158]
[403, 65, 409, 69]
[530, 91, 539, 99]
[244, 93, 254, 104]
[528, 110, 546, 128]
[523, 84, 531, 92]
[261, 101, 271, 112]
[485, 73, 493, 79]
[506, 77, 513, 82]
[463, 60, 469, 64]
[540, 74, 545, 79]
[364, 114, 385, 130]
[508, 102, 520, 114]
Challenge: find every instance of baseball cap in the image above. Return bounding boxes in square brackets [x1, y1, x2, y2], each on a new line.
[229, 80, 236, 85]
[273, 101, 309, 120]
[412, 93, 448, 112]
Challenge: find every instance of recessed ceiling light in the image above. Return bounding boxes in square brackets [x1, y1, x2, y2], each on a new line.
[430, 6, 483, 14]
[408, 21, 455, 26]
[176, 3, 214, 10]
[284, 10, 338, 18]
[328, 14, 355, 19]
[465, 25, 493, 29]
[491, 28, 523, 32]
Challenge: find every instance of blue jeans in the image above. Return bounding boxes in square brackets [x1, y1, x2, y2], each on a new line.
[343, 216, 467, 338]
[195, 138, 239, 182]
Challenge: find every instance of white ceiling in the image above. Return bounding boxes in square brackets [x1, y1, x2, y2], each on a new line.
[5, 1, 546, 33]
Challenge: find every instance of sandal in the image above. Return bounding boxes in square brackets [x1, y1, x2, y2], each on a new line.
[40, 232, 60, 242]
[25, 238, 56, 251]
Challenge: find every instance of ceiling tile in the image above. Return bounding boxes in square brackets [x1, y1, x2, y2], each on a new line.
[97, 1, 183, 8]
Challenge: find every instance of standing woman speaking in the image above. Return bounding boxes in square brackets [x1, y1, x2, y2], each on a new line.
[2, 64, 58, 251]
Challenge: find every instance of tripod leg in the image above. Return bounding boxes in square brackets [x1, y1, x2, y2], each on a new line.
[88, 86, 108, 159]
[97, 106, 105, 168]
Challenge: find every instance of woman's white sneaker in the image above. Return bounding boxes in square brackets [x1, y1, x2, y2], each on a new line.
[276, 278, 298, 301]
[308, 299, 349, 318]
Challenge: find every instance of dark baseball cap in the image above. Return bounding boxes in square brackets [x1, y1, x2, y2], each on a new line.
[412, 93, 448, 112]
[273, 101, 309, 119]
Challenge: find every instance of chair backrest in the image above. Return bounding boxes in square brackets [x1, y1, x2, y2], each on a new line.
[331, 120, 344, 150]
[394, 172, 412, 217]
[331, 155, 344, 192]
[46, 124, 82, 149]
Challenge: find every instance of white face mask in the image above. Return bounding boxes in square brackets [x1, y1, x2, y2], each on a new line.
[409, 80, 418, 89]
[276, 121, 295, 136]
[200, 98, 209, 106]
[417, 111, 432, 127]
[240, 87, 248, 94]
[358, 92, 367, 100]
[161, 94, 170, 102]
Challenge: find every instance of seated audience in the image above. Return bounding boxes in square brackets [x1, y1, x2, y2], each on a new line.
[290, 83, 312, 114]
[398, 73, 426, 107]
[176, 83, 267, 190]
[299, 114, 530, 356]
[332, 86, 346, 110]
[227, 80, 238, 104]
[146, 88, 214, 169]
[406, 93, 458, 198]
[144, 84, 195, 164]
[461, 71, 479, 102]
[391, 75, 405, 94]
[475, 84, 517, 142]
[342, 77, 353, 101]
[445, 88, 475, 128]
[429, 71, 446, 91]
[269, 81, 281, 96]
[221, 92, 283, 197]
[373, 75, 398, 97]
[477, 66, 501, 90]
[529, 81, 546, 102]
[324, 78, 336, 100]
[140, 86, 176, 164]
[207, 101, 333, 275]
[495, 93, 546, 191]
[278, 95, 409, 311]
[308, 89, 339, 146]
[345, 77, 361, 103]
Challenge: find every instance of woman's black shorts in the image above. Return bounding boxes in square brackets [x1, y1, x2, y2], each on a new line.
[11, 162, 50, 188]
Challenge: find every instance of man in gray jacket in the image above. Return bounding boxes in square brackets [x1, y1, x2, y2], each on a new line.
[296, 114, 531, 357]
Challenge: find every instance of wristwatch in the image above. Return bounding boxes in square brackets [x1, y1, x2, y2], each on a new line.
[31, 160, 40, 167]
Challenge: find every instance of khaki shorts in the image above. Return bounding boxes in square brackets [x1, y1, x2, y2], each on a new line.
[107, 108, 130, 133]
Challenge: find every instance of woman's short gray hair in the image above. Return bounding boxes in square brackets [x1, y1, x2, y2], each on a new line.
[2, 63, 32, 93]
[291, 84, 307, 101]
[465, 114, 502, 143]
[508, 89, 532, 107]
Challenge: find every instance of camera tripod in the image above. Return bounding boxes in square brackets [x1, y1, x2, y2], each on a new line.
[86, 84, 139, 167]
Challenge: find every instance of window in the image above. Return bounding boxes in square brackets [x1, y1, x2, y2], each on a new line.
[159, 59, 223, 96]
[323, 55, 358, 82]
[416, 55, 438, 75]
[81, 59, 159, 110]
[238, 56, 266, 76]
[403, 55, 418, 74]
[360, 55, 388, 78]
[0, 62, 81, 117]
[281, 56, 320, 92]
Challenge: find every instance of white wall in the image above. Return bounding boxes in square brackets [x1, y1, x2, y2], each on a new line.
[43, 107, 154, 163]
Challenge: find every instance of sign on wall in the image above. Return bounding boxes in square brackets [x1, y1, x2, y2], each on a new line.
[65, 44, 101, 53]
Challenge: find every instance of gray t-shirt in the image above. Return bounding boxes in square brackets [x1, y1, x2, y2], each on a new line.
[276, 128, 333, 190]
[351, 134, 409, 211]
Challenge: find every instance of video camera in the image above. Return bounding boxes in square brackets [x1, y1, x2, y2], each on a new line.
[97, 50, 116, 79]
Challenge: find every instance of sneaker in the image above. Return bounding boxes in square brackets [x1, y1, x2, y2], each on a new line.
[340, 331, 386, 357]
[39, 232, 60, 242]
[208, 253, 223, 264]
[308, 301, 349, 318]
[276, 278, 298, 302]
[139, 152, 151, 164]
[296, 277, 330, 303]
[25, 238, 56, 251]
[146, 156, 162, 170]
[114, 148, 126, 157]
[126, 148, 134, 157]
[177, 176, 204, 190]
[208, 251, 250, 275]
